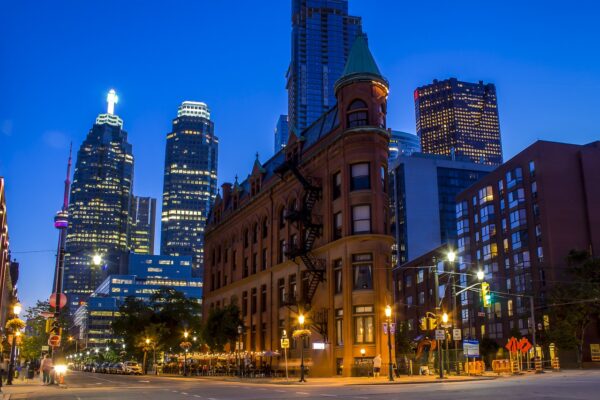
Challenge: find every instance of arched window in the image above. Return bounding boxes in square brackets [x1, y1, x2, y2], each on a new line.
[253, 223, 259, 244]
[262, 217, 268, 238]
[347, 99, 369, 128]
[279, 206, 286, 229]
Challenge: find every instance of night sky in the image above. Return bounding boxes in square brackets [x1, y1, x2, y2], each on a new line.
[1, 0, 599, 308]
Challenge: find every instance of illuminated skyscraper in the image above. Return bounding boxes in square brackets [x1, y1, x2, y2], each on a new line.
[274, 115, 289, 152]
[64, 90, 134, 314]
[287, 0, 362, 133]
[130, 196, 156, 255]
[415, 78, 503, 165]
[161, 101, 218, 278]
[389, 130, 420, 161]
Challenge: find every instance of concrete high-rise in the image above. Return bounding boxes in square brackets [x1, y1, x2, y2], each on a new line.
[64, 90, 134, 314]
[160, 101, 218, 278]
[130, 196, 156, 255]
[415, 78, 503, 165]
[287, 0, 362, 133]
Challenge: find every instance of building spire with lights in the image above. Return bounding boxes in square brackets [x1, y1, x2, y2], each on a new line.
[96, 89, 123, 127]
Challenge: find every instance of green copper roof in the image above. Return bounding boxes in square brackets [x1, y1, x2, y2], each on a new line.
[341, 34, 382, 78]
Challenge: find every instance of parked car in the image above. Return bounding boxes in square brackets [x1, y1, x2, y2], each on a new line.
[100, 362, 111, 373]
[123, 361, 143, 375]
[108, 363, 121, 374]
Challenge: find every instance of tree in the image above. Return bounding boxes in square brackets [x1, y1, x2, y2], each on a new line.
[201, 304, 243, 352]
[20, 301, 51, 360]
[546, 250, 600, 368]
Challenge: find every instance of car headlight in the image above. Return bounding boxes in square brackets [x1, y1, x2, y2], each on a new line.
[55, 365, 68, 374]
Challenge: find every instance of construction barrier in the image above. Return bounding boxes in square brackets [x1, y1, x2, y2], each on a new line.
[552, 357, 560, 372]
[534, 358, 543, 372]
[510, 359, 520, 374]
[492, 359, 511, 374]
[466, 360, 484, 375]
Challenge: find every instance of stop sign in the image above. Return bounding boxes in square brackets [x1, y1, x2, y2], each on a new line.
[48, 335, 61, 347]
[49, 293, 67, 309]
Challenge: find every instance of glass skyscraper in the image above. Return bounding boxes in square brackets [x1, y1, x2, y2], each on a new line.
[160, 101, 218, 278]
[389, 130, 421, 161]
[287, 0, 362, 133]
[64, 90, 134, 314]
[274, 114, 289, 152]
[415, 78, 503, 165]
[130, 195, 156, 255]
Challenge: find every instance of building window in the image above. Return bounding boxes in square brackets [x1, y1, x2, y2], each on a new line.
[252, 253, 257, 275]
[334, 212, 342, 239]
[350, 163, 370, 191]
[354, 305, 375, 344]
[232, 250, 237, 271]
[417, 270, 424, 284]
[260, 285, 267, 312]
[531, 181, 538, 198]
[506, 167, 523, 188]
[478, 185, 494, 204]
[262, 248, 267, 271]
[243, 257, 248, 278]
[352, 254, 373, 290]
[278, 278, 286, 307]
[242, 291, 248, 316]
[334, 259, 343, 294]
[253, 223, 258, 244]
[380, 165, 386, 192]
[418, 291, 425, 305]
[251, 288, 257, 314]
[279, 207, 286, 229]
[262, 217, 268, 238]
[335, 309, 344, 346]
[289, 274, 297, 300]
[508, 188, 525, 208]
[537, 246, 544, 262]
[405, 275, 412, 288]
[347, 99, 369, 128]
[332, 172, 342, 200]
[529, 160, 535, 176]
[352, 205, 371, 234]
[278, 239, 286, 263]
[244, 229, 249, 248]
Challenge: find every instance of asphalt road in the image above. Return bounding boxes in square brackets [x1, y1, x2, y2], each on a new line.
[10, 370, 600, 399]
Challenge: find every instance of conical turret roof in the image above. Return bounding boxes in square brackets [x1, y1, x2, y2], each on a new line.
[335, 33, 387, 93]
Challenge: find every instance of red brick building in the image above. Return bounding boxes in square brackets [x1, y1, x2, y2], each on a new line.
[203, 35, 395, 376]
[455, 140, 600, 362]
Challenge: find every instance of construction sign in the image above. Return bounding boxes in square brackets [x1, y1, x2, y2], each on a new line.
[505, 336, 532, 354]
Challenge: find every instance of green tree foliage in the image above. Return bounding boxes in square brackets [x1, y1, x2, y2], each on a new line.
[20, 301, 51, 360]
[546, 250, 600, 367]
[112, 289, 201, 359]
[394, 321, 413, 355]
[201, 304, 243, 352]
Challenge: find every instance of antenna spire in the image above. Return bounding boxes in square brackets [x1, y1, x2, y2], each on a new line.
[107, 89, 118, 114]
[62, 143, 72, 210]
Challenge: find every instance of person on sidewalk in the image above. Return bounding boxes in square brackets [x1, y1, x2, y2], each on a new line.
[40, 355, 53, 385]
[373, 354, 382, 378]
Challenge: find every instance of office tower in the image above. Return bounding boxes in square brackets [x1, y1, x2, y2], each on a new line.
[415, 78, 503, 165]
[274, 115, 289, 152]
[287, 0, 362, 133]
[64, 90, 134, 314]
[456, 140, 600, 354]
[72, 254, 201, 347]
[204, 34, 392, 376]
[0, 177, 18, 328]
[389, 153, 493, 265]
[130, 196, 156, 254]
[389, 130, 420, 161]
[161, 101, 218, 278]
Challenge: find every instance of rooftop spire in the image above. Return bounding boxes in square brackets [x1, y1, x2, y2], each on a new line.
[107, 89, 118, 115]
[62, 143, 72, 211]
[335, 33, 387, 93]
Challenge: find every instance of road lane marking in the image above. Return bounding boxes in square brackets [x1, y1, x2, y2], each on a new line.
[320, 395, 336, 397]
[296, 392, 310, 395]
[193, 396, 202, 398]
[139, 380, 150, 383]
[275, 390, 286, 393]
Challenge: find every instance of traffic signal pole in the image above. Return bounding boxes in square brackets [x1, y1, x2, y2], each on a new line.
[433, 264, 443, 379]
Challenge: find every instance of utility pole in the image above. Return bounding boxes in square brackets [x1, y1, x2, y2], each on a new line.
[433, 261, 443, 379]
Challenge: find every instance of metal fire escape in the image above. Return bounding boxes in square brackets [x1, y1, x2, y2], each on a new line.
[274, 156, 325, 310]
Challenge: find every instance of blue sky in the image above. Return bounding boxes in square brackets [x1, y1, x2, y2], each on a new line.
[1, 0, 599, 308]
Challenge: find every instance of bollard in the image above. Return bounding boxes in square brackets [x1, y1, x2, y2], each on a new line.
[534, 358, 543, 373]
[552, 357, 560, 372]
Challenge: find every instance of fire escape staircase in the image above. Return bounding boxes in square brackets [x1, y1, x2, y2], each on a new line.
[275, 158, 326, 312]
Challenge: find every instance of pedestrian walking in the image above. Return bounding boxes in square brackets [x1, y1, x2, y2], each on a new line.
[373, 354, 382, 378]
[40, 355, 53, 385]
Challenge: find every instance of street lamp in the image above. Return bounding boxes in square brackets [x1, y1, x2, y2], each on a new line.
[183, 331, 189, 376]
[92, 254, 102, 266]
[298, 314, 306, 383]
[385, 305, 394, 381]
[143, 338, 150, 374]
[237, 325, 243, 378]
[477, 270, 485, 281]
[447, 251, 456, 263]
[7, 302, 22, 385]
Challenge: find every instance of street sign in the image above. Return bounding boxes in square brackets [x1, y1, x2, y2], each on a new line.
[48, 334, 61, 347]
[453, 328, 462, 341]
[281, 338, 290, 349]
[312, 342, 325, 350]
[41, 345, 49, 351]
[435, 329, 446, 340]
[591, 344, 600, 362]
[390, 323, 396, 335]
[463, 339, 480, 357]
[49, 293, 67, 309]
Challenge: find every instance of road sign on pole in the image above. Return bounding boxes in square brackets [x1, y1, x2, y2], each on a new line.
[463, 339, 480, 357]
[280, 338, 290, 349]
[453, 329, 462, 341]
[435, 329, 446, 340]
[48, 335, 61, 347]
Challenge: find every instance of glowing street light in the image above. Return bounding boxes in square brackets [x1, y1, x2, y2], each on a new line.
[477, 270, 485, 281]
[92, 254, 102, 266]
[442, 313, 449, 324]
[384, 305, 394, 381]
[298, 314, 306, 383]
[447, 251, 456, 263]
[13, 302, 22, 316]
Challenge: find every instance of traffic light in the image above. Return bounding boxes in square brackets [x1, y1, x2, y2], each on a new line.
[50, 320, 62, 336]
[481, 282, 491, 307]
[419, 316, 437, 331]
[45, 318, 54, 334]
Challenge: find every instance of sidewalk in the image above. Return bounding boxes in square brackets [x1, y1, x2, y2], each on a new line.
[0, 379, 62, 400]
[163, 373, 499, 386]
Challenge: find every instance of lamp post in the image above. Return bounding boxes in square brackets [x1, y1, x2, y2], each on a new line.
[360, 348, 366, 375]
[385, 305, 394, 381]
[143, 338, 150, 374]
[7, 302, 22, 385]
[298, 314, 306, 383]
[183, 331, 189, 376]
[237, 325, 243, 378]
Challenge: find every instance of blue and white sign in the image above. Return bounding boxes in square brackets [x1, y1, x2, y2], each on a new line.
[463, 339, 480, 357]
